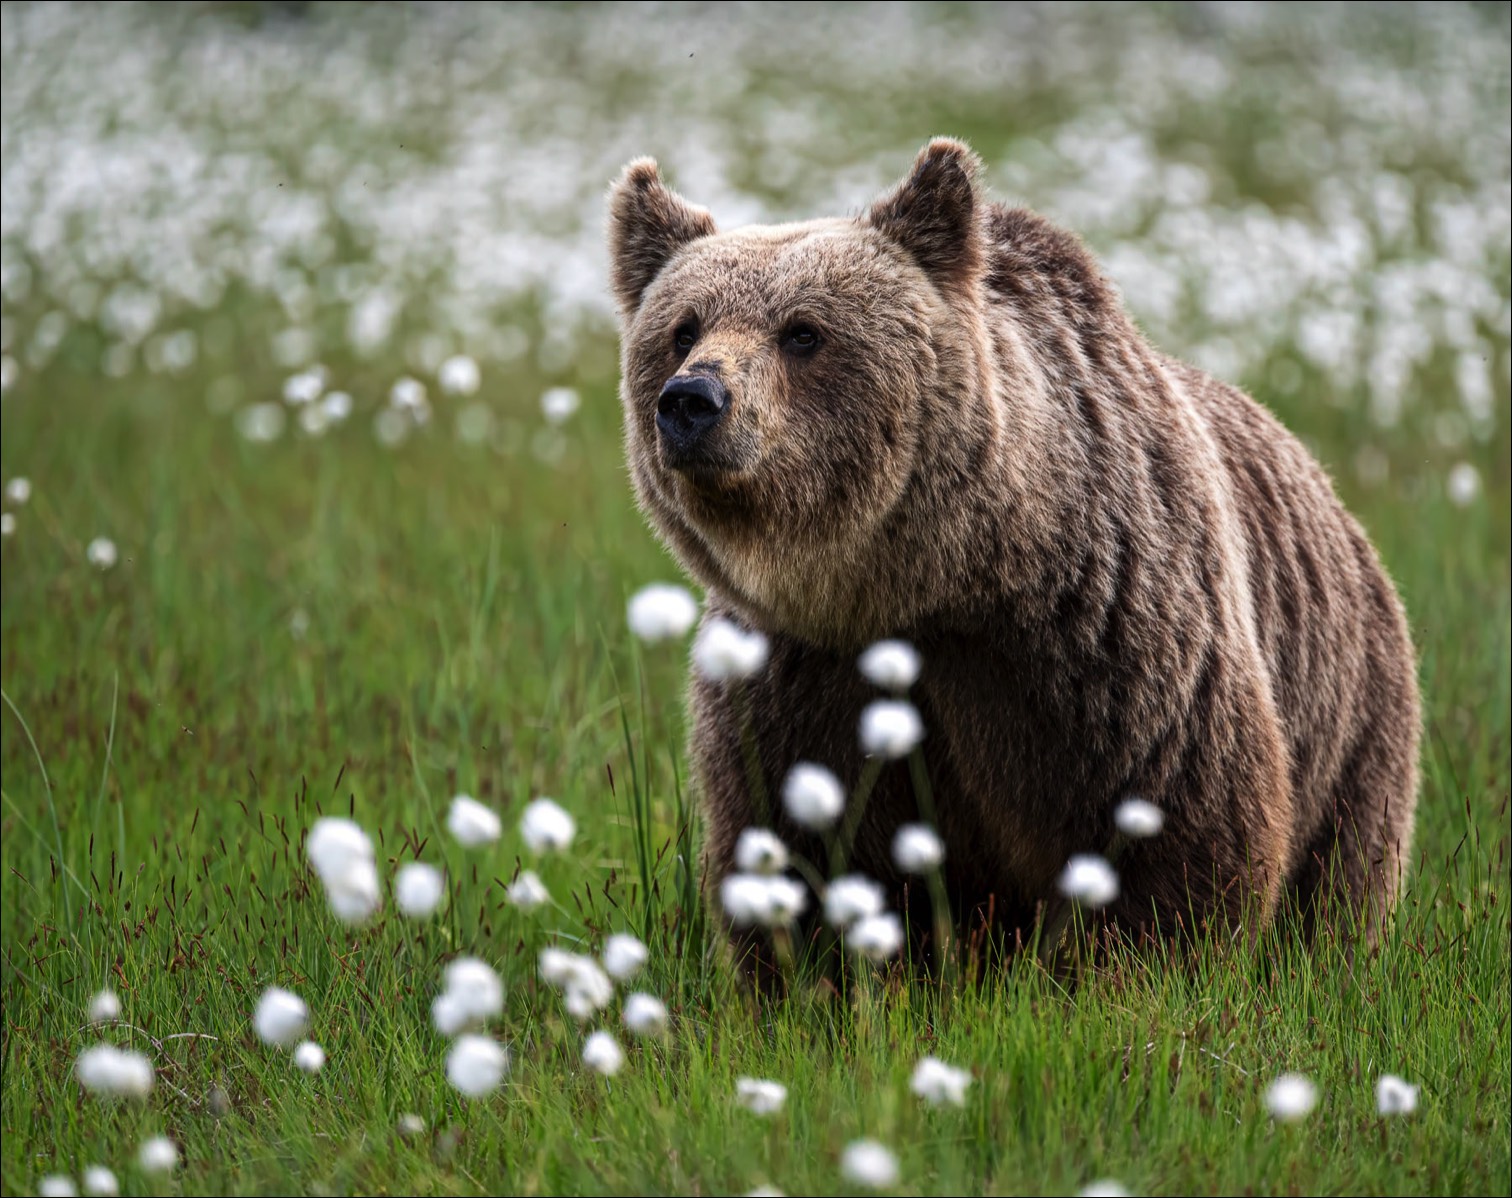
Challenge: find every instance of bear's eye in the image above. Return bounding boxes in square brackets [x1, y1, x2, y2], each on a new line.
[782, 324, 822, 357]
[673, 323, 698, 354]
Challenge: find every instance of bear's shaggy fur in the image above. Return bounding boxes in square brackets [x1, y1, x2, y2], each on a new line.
[608, 138, 1420, 950]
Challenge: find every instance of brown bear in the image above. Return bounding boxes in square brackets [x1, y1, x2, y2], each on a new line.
[607, 138, 1420, 955]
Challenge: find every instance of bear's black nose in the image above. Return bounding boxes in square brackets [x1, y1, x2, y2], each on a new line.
[656, 374, 728, 463]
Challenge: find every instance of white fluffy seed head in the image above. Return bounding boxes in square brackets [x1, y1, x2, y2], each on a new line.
[622, 992, 669, 1037]
[0, 512, 13, 536]
[840, 1140, 899, 1189]
[438, 354, 481, 395]
[447, 795, 502, 847]
[823, 875, 886, 930]
[735, 1077, 788, 1116]
[1078, 1182, 1131, 1197]
[520, 798, 576, 854]
[80, 1167, 117, 1197]
[734, 828, 790, 875]
[910, 1056, 972, 1107]
[719, 873, 807, 928]
[397, 1113, 426, 1138]
[891, 823, 945, 873]
[582, 1030, 625, 1076]
[602, 934, 649, 982]
[395, 862, 445, 918]
[693, 617, 769, 682]
[540, 386, 581, 425]
[437, 957, 503, 1030]
[858, 640, 921, 690]
[88, 989, 121, 1023]
[306, 818, 374, 882]
[86, 537, 118, 569]
[389, 376, 427, 409]
[5, 476, 32, 504]
[38, 1176, 77, 1197]
[75, 1044, 154, 1098]
[1447, 461, 1480, 506]
[847, 912, 905, 962]
[859, 700, 923, 759]
[293, 1040, 326, 1073]
[1114, 797, 1164, 838]
[1265, 1073, 1318, 1121]
[137, 1136, 179, 1174]
[538, 949, 614, 1019]
[253, 987, 309, 1048]
[627, 583, 699, 642]
[1376, 1074, 1419, 1115]
[781, 762, 845, 829]
[446, 1035, 508, 1098]
[1059, 854, 1120, 908]
[323, 858, 382, 924]
[506, 869, 550, 911]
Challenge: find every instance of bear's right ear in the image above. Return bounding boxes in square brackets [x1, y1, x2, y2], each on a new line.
[607, 159, 717, 316]
[866, 138, 984, 297]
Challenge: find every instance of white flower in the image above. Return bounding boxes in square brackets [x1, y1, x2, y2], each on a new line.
[0, 513, 13, 537]
[439, 354, 481, 396]
[293, 1040, 326, 1073]
[431, 993, 470, 1037]
[521, 798, 575, 854]
[1376, 1074, 1419, 1115]
[395, 862, 445, 918]
[746, 1188, 784, 1197]
[1114, 798, 1164, 839]
[320, 391, 352, 422]
[446, 1035, 508, 1098]
[840, 1140, 899, 1189]
[859, 701, 923, 758]
[80, 1167, 117, 1197]
[540, 386, 581, 425]
[627, 583, 699, 642]
[847, 912, 905, 962]
[694, 617, 770, 681]
[538, 947, 579, 987]
[447, 795, 501, 847]
[720, 873, 807, 928]
[735, 1077, 788, 1115]
[39, 1175, 77, 1196]
[1059, 854, 1119, 908]
[254, 988, 309, 1048]
[1447, 461, 1480, 506]
[858, 640, 920, 690]
[582, 1030, 625, 1076]
[323, 858, 381, 924]
[1079, 1182, 1130, 1197]
[282, 368, 324, 405]
[538, 949, 614, 1020]
[824, 875, 886, 929]
[5, 476, 31, 504]
[1265, 1073, 1318, 1121]
[86, 538, 118, 570]
[622, 993, 669, 1037]
[306, 818, 373, 882]
[236, 402, 286, 442]
[437, 958, 503, 1032]
[75, 1044, 154, 1098]
[137, 1136, 179, 1174]
[892, 824, 944, 873]
[506, 869, 550, 910]
[603, 934, 649, 981]
[397, 1113, 426, 1138]
[734, 829, 790, 875]
[88, 989, 121, 1023]
[390, 376, 427, 410]
[910, 1056, 972, 1107]
[782, 762, 844, 829]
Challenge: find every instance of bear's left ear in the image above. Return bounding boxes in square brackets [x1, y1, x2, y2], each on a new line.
[607, 158, 717, 317]
[866, 138, 984, 296]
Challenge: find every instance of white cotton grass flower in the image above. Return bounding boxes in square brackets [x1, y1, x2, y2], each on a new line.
[88, 989, 121, 1023]
[395, 862, 446, 918]
[80, 1167, 117, 1197]
[445, 1034, 508, 1098]
[622, 993, 669, 1037]
[521, 798, 576, 854]
[438, 354, 481, 396]
[734, 828, 790, 875]
[282, 368, 324, 405]
[1, 513, 13, 537]
[840, 1139, 899, 1189]
[293, 1040, 326, 1073]
[137, 1136, 179, 1174]
[324, 858, 382, 924]
[1264, 1073, 1318, 1122]
[431, 958, 503, 1036]
[86, 538, 118, 570]
[506, 869, 550, 910]
[397, 1113, 427, 1138]
[582, 1030, 625, 1076]
[693, 617, 770, 682]
[540, 385, 581, 425]
[1114, 797, 1164, 838]
[892, 823, 945, 873]
[306, 817, 373, 881]
[1059, 854, 1120, 908]
[236, 402, 286, 442]
[1447, 461, 1480, 506]
[824, 875, 886, 929]
[859, 700, 923, 758]
[389, 376, 427, 410]
[253, 987, 309, 1048]
[746, 1188, 785, 1198]
[320, 391, 352, 423]
[602, 934, 649, 982]
[858, 639, 921, 690]
[847, 912, 905, 962]
[1078, 1182, 1130, 1198]
[39, 1175, 78, 1196]
[447, 794, 501, 847]
[782, 762, 845, 829]
[1376, 1074, 1419, 1115]
[735, 1077, 788, 1116]
[5, 476, 31, 504]
[910, 1056, 972, 1107]
[719, 873, 808, 928]
[538, 949, 614, 1021]
[627, 583, 700, 642]
[75, 1044, 154, 1098]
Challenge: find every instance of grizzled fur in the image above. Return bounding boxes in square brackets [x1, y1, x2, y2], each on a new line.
[608, 138, 1420, 949]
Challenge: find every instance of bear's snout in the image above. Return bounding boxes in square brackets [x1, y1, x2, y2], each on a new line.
[657, 373, 730, 468]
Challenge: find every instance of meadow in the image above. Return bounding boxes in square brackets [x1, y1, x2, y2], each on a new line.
[1, 3, 1509, 1194]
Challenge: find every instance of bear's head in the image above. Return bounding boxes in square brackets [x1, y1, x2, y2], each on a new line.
[608, 139, 997, 646]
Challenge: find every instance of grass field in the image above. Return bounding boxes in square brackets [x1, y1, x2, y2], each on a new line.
[1, 3, 1509, 1195]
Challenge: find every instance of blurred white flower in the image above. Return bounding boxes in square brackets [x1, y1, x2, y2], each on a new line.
[628, 583, 699, 642]
[521, 798, 576, 854]
[373, 408, 410, 447]
[282, 368, 325, 405]
[538, 948, 614, 1020]
[824, 875, 886, 929]
[447, 795, 501, 847]
[506, 869, 550, 910]
[297, 404, 330, 436]
[5, 476, 31, 504]
[847, 912, 905, 962]
[1059, 854, 1119, 908]
[892, 823, 944, 873]
[1447, 461, 1480, 506]
[858, 640, 920, 690]
[910, 1056, 972, 1107]
[236, 402, 286, 442]
[622, 993, 669, 1037]
[397, 1113, 426, 1138]
[1114, 798, 1164, 838]
[0, 356, 15, 393]
[137, 1136, 179, 1174]
[293, 1040, 326, 1073]
[289, 608, 310, 639]
[390, 376, 427, 410]
[582, 1030, 625, 1076]
[395, 862, 445, 918]
[320, 391, 352, 422]
[540, 386, 581, 425]
[253, 988, 309, 1048]
[80, 1167, 117, 1197]
[720, 873, 807, 928]
[1079, 1182, 1130, 1197]
[603, 934, 649, 981]
[75, 1044, 153, 1098]
[746, 1188, 784, 1197]
[735, 1077, 788, 1116]
[86, 538, 118, 570]
[433, 958, 503, 1035]
[859, 701, 923, 758]
[88, 989, 121, 1023]
[782, 762, 844, 829]
[734, 829, 790, 875]
[305, 817, 373, 881]
[446, 1035, 508, 1098]
[439, 354, 481, 395]
[1376, 1074, 1419, 1115]
[324, 858, 381, 924]
[1265, 1073, 1318, 1121]
[0, 513, 13, 537]
[39, 1175, 77, 1197]
[694, 618, 769, 681]
[840, 1139, 899, 1189]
